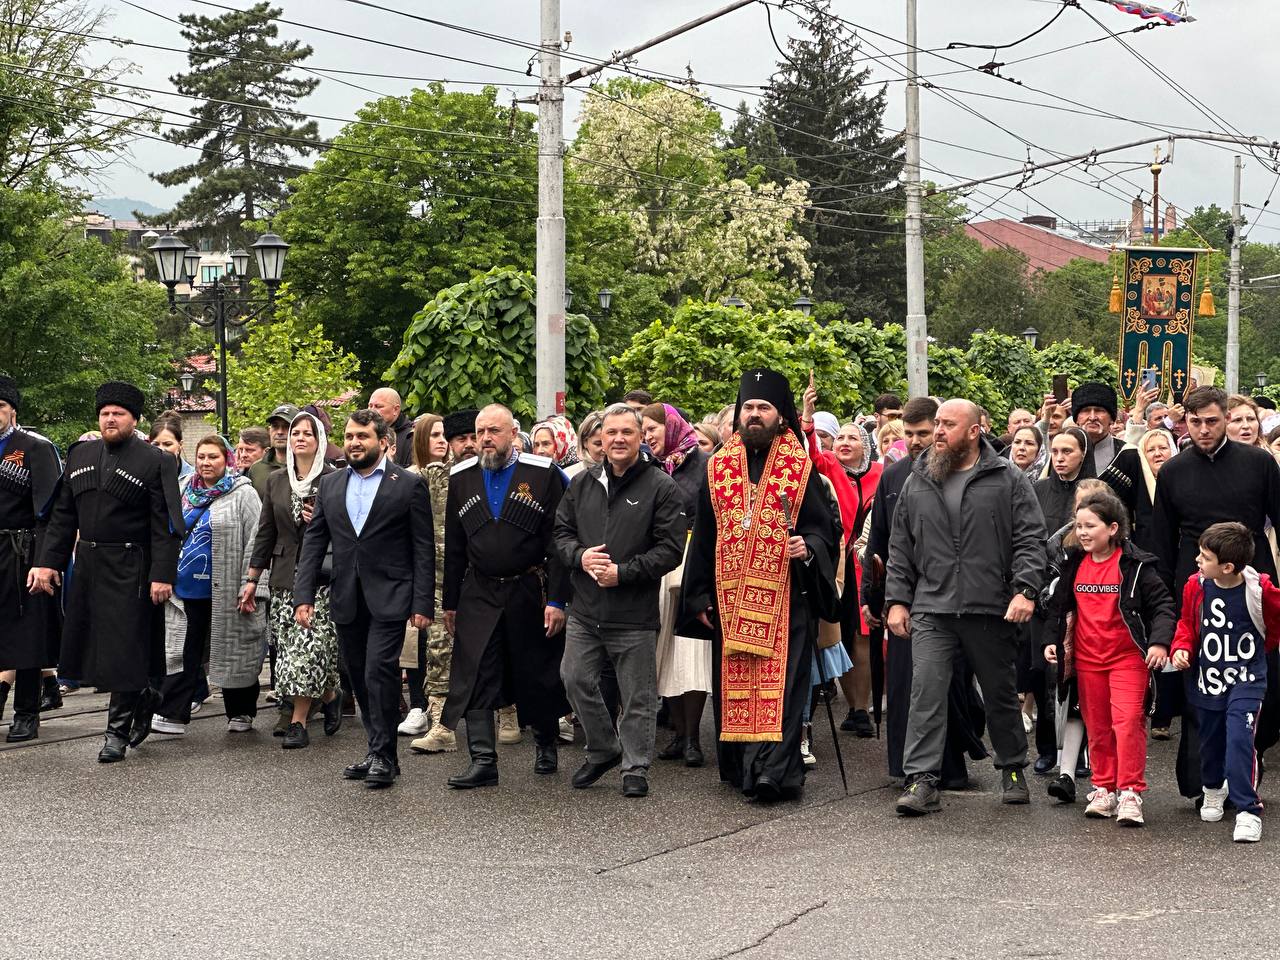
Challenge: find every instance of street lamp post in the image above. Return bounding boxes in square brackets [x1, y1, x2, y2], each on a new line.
[151, 229, 289, 436]
[1257, 372, 1269, 391]
[1021, 327, 1040, 349]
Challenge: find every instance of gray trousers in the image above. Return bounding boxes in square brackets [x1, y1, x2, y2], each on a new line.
[903, 613, 1027, 779]
[562, 617, 657, 778]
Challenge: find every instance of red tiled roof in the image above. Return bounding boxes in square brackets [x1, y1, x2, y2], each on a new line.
[963, 219, 1111, 273]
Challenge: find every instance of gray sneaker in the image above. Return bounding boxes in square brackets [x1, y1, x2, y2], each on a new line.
[896, 774, 942, 816]
[1001, 767, 1031, 804]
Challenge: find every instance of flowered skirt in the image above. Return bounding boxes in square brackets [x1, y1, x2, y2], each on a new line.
[270, 586, 339, 699]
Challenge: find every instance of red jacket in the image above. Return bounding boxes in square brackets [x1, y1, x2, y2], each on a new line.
[1171, 567, 1280, 659]
[803, 424, 858, 546]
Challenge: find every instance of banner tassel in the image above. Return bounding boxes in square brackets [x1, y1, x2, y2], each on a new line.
[1198, 278, 1215, 316]
[1109, 272, 1123, 313]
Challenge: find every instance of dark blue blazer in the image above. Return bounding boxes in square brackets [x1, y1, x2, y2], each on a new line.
[293, 460, 435, 624]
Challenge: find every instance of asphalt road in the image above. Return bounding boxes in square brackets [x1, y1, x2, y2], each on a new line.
[3, 689, 1278, 960]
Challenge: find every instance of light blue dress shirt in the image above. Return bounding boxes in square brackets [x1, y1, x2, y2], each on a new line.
[345, 456, 387, 536]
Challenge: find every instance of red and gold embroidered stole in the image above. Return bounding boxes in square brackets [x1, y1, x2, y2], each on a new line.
[708, 430, 811, 742]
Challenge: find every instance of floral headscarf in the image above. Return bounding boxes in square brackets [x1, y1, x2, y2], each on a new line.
[531, 415, 580, 468]
[657, 404, 700, 475]
[183, 436, 238, 509]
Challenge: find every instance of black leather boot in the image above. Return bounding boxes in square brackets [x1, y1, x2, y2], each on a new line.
[447, 710, 498, 789]
[6, 712, 38, 742]
[99, 693, 137, 763]
[128, 687, 161, 748]
[534, 732, 558, 774]
[38, 674, 63, 712]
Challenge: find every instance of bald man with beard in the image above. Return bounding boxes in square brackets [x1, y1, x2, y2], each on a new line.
[885, 399, 1047, 816]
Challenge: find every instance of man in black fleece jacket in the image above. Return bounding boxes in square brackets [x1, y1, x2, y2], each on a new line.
[554, 404, 685, 797]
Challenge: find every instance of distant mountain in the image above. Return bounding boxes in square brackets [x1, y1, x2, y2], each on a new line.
[91, 197, 165, 221]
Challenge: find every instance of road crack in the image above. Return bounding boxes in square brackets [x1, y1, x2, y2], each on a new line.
[709, 899, 829, 959]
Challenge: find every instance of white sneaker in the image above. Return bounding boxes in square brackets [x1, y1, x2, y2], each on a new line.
[497, 706, 522, 744]
[151, 717, 186, 736]
[227, 715, 253, 733]
[189, 699, 203, 716]
[1201, 782, 1228, 823]
[1115, 789, 1145, 827]
[558, 716, 575, 743]
[1234, 811, 1263, 843]
[397, 707, 429, 736]
[801, 737, 816, 767]
[1084, 787, 1117, 818]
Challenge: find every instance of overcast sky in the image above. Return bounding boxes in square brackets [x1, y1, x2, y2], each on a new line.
[88, 0, 1280, 242]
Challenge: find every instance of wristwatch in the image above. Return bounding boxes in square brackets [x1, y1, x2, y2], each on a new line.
[1018, 586, 1037, 602]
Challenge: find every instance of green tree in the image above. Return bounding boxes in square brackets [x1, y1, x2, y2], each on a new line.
[384, 268, 608, 424]
[1030, 256, 1116, 355]
[151, 2, 320, 232]
[925, 344, 1007, 420]
[930, 246, 1035, 345]
[759, 0, 905, 322]
[966, 330, 1047, 414]
[1035, 340, 1118, 393]
[0, 0, 156, 195]
[279, 84, 617, 382]
[0, 186, 172, 449]
[223, 295, 360, 436]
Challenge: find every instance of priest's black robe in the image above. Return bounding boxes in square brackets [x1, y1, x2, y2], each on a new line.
[681, 443, 839, 798]
[39, 433, 182, 691]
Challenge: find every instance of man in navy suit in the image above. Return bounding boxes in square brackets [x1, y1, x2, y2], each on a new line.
[295, 409, 435, 788]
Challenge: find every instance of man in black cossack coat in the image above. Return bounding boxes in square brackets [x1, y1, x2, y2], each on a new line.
[0, 376, 63, 741]
[30, 381, 183, 763]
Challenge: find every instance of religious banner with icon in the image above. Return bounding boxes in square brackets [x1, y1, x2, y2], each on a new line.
[1110, 245, 1214, 405]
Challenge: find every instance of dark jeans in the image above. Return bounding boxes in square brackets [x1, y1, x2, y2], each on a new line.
[904, 613, 1027, 779]
[336, 584, 405, 764]
[158, 598, 259, 722]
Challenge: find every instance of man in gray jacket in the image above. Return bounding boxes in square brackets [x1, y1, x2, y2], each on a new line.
[554, 404, 686, 798]
[885, 399, 1046, 815]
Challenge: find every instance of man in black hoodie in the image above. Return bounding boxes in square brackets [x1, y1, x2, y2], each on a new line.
[554, 404, 685, 798]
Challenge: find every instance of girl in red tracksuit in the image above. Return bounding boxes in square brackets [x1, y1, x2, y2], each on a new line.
[1042, 490, 1176, 826]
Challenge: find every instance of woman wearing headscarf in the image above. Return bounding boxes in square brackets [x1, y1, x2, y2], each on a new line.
[301, 402, 347, 465]
[531, 415, 584, 478]
[641, 403, 713, 766]
[1008, 424, 1047, 480]
[242, 412, 342, 749]
[1099, 427, 1176, 552]
[149, 435, 266, 737]
[831, 421, 882, 737]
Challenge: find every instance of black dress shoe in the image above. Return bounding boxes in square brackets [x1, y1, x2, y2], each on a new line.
[684, 739, 704, 768]
[656, 734, 685, 761]
[1046, 774, 1076, 804]
[6, 713, 38, 743]
[571, 752, 622, 789]
[850, 709, 875, 739]
[839, 707, 857, 731]
[343, 754, 376, 780]
[282, 722, 309, 750]
[321, 690, 343, 736]
[127, 689, 161, 748]
[1033, 754, 1056, 775]
[534, 742, 558, 774]
[98, 734, 127, 763]
[622, 774, 649, 798]
[447, 761, 498, 789]
[39, 675, 63, 712]
[365, 756, 398, 788]
[752, 776, 782, 803]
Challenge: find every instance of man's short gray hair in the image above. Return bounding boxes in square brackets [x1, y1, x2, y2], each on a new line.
[602, 402, 642, 426]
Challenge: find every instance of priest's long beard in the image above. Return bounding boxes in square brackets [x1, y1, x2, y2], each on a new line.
[741, 420, 782, 453]
[924, 441, 974, 485]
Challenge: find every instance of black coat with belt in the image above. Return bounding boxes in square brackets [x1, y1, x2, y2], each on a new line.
[441, 453, 570, 729]
[39, 433, 183, 690]
[293, 459, 435, 624]
[0, 427, 63, 670]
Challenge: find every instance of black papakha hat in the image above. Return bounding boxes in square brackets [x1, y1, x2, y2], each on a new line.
[0, 375, 19, 412]
[1071, 381, 1118, 422]
[443, 408, 479, 441]
[95, 381, 145, 419]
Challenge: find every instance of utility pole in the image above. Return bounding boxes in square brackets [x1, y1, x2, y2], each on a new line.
[535, 0, 566, 419]
[534, 0, 755, 418]
[1226, 154, 1242, 394]
[903, 0, 928, 398]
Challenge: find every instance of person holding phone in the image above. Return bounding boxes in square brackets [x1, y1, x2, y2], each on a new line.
[243, 411, 342, 749]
